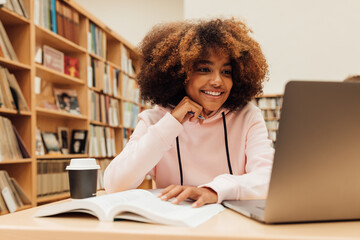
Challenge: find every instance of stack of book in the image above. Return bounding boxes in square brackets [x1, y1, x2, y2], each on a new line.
[0, 170, 31, 214]
[96, 158, 111, 190]
[2, 0, 28, 19]
[122, 73, 139, 103]
[88, 21, 106, 58]
[88, 125, 116, 158]
[89, 90, 120, 127]
[0, 116, 30, 161]
[121, 45, 135, 77]
[33, 0, 80, 44]
[123, 102, 139, 129]
[103, 64, 120, 97]
[252, 95, 283, 147]
[36, 159, 70, 198]
[0, 20, 19, 62]
[0, 66, 29, 112]
[87, 57, 104, 88]
[122, 128, 133, 148]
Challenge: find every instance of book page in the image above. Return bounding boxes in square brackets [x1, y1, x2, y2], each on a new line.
[112, 190, 225, 227]
[85, 189, 153, 218]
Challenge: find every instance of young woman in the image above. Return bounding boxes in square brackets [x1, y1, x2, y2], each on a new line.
[104, 18, 274, 207]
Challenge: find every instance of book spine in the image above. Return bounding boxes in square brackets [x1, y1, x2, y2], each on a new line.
[50, 0, 57, 33]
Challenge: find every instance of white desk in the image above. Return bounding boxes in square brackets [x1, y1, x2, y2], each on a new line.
[0, 202, 360, 240]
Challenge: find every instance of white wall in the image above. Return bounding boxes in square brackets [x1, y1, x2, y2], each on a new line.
[184, 0, 360, 93]
[74, 0, 184, 46]
[74, 0, 360, 94]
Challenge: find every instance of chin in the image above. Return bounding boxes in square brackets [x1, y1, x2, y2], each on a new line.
[203, 105, 222, 113]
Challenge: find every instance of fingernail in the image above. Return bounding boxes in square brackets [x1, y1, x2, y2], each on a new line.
[171, 198, 178, 204]
[192, 202, 197, 208]
[161, 195, 167, 200]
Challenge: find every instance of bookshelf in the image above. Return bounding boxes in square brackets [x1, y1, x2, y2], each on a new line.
[0, 0, 150, 214]
[253, 94, 283, 147]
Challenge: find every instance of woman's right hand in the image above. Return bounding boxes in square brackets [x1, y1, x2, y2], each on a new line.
[171, 96, 206, 124]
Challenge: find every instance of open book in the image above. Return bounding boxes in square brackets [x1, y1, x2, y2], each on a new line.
[34, 189, 224, 227]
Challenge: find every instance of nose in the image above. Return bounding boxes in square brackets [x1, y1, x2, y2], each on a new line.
[209, 71, 223, 87]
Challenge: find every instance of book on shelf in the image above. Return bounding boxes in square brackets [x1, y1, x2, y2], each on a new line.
[0, 170, 31, 213]
[64, 55, 79, 78]
[53, 88, 81, 115]
[37, 159, 70, 197]
[123, 102, 139, 129]
[0, 19, 19, 61]
[0, 116, 26, 161]
[34, 0, 79, 43]
[69, 129, 88, 154]
[88, 21, 106, 58]
[41, 131, 61, 154]
[256, 96, 283, 109]
[88, 56, 104, 88]
[121, 45, 136, 77]
[0, 175, 16, 213]
[57, 126, 70, 155]
[103, 64, 120, 96]
[3, 0, 29, 19]
[12, 125, 30, 158]
[89, 90, 120, 126]
[123, 128, 133, 148]
[0, 66, 30, 112]
[0, 191, 7, 215]
[89, 125, 116, 158]
[10, 177, 31, 205]
[96, 159, 111, 190]
[253, 95, 283, 147]
[105, 127, 116, 157]
[34, 45, 42, 64]
[50, 0, 57, 33]
[43, 45, 64, 73]
[122, 73, 139, 103]
[35, 127, 45, 156]
[0, 67, 16, 109]
[34, 189, 225, 227]
[88, 124, 106, 157]
[109, 98, 120, 127]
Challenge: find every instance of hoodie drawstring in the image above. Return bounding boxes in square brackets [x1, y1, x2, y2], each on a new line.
[176, 111, 233, 186]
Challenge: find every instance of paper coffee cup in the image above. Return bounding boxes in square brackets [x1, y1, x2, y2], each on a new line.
[66, 158, 100, 199]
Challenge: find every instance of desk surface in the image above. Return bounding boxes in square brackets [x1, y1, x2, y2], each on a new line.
[0, 203, 360, 240]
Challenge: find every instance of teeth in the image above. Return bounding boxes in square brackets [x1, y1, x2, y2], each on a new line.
[203, 91, 222, 96]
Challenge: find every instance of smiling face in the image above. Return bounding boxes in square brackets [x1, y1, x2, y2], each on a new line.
[185, 49, 233, 116]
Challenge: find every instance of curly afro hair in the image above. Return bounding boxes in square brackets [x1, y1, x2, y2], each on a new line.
[137, 18, 268, 111]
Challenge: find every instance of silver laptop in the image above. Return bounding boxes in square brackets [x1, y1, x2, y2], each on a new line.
[223, 81, 360, 224]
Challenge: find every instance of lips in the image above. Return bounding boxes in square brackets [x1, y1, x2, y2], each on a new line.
[201, 90, 224, 96]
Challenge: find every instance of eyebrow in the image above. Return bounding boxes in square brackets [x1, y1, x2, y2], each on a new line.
[195, 60, 231, 66]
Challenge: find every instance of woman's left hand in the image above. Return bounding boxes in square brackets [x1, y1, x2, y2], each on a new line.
[158, 185, 218, 207]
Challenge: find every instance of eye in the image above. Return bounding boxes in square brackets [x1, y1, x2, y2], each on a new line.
[222, 69, 232, 76]
[197, 67, 210, 72]
[197, 67, 210, 73]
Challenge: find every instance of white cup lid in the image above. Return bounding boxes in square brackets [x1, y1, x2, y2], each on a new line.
[66, 158, 100, 170]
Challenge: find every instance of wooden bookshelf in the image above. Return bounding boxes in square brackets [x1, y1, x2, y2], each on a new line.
[0, 0, 151, 214]
[253, 94, 283, 147]
[37, 192, 70, 205]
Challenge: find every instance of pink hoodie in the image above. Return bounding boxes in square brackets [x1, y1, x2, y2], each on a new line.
[104, 102, 274, 203]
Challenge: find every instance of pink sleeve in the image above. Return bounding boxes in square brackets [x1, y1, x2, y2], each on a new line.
[200, 111, 274, 203]
[104, 112, 183, 193]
